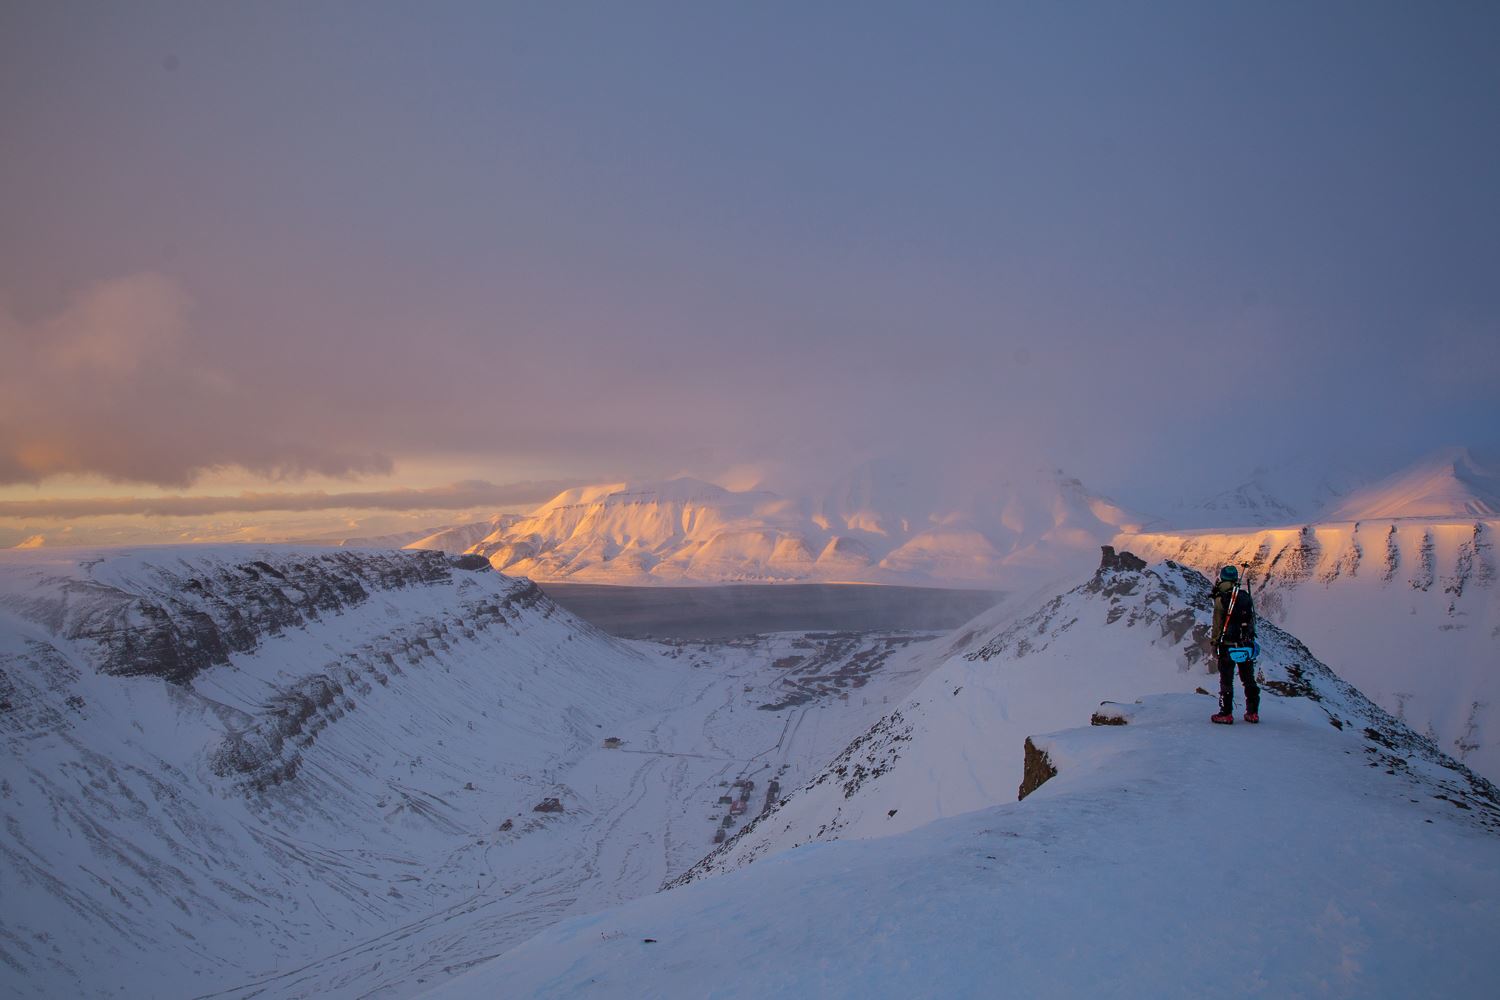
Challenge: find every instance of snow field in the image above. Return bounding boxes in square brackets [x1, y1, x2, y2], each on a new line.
[429, 693, 1500, 1000]
[1119, 518, 1500, 780]
[0, 546, 943, 998]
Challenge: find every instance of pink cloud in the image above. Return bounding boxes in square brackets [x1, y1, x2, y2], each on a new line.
[0, 274, 395, 486]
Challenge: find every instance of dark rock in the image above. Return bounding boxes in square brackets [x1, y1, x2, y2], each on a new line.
[1099, 546, 1147, 574]
[1018, 737, 1057, 800]
[450, 554, 491, 572]
[533, 797, 564, 813]
[69, 550, 455, 685]
[1261, 663, 1317, 700]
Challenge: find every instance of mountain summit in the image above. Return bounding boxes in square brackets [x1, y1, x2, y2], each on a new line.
[408, 467, 1143, 589]
[1329, 446, 1500, 520]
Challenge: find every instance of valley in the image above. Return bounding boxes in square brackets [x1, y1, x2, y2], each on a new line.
[202, 629, 940, 999]
[5, 446, 1500, 998]
[432, 550, 1500, 1000]
[537, 582, 1002, 639]
[0, 547, 945, 998]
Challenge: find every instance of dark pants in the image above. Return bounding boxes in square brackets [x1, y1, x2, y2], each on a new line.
[1218, 651, 1260, 715]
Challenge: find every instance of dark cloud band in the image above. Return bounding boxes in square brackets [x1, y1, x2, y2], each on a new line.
[0, 480, 574, 519]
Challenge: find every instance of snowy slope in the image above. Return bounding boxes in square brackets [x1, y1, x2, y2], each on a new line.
[404, 514, 523, 554]
[1166, 456, 1363, 529]
[684, 547, 1386, 876]
[1328, 446, 1500, 520]
[408, 468, 1142, 590]
[430, 558, 1500, 1000]
[418, 479, 809, 585]
[0, 546, 947, 998]
[1117, 517, 1500, 781]
[1172, 476, 1305, 527]
[1164, 447, 1498, 529]
[0, 546, 668, 997]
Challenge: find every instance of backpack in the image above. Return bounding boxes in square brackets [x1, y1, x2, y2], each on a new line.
[1222, 586, 1256, 646]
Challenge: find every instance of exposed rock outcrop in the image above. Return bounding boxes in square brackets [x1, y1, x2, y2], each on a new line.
[52, 550, 457, 684]
[1018, 737, 1056, 800]
[1098, 545, 1146, 574]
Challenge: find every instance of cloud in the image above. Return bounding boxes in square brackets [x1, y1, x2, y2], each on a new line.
[0, 480, 576, 520]
[38, 274, 189, 374]
[0, 274, 395, 487]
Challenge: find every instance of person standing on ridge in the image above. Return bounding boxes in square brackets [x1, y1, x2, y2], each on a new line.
[1210, 565, 1260, 724]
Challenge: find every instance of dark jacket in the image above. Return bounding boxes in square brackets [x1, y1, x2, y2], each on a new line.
[1211, 579, 1255, 646]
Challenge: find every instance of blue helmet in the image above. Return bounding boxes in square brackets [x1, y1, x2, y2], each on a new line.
[1219, 565, 1239, 583]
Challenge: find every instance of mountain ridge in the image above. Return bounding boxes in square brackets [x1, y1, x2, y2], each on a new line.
[0, 545, 670, 996]
[1329, 446, 1500, 520]
[1116, 515, 1500, 781]
[406, 467, 1144, 590]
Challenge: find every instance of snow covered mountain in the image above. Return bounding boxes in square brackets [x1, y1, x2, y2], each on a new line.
[0, 546, 668, 996]
[1166, 455, 1363, 529]
[407, 466, 1144, 590]
[1172, 476, 1305, 527]
[1117, 453, 1500, 783]
[1327, 446, 1500, 520]
[680, 545, 1489, 875]
[430, 549, 1500, 999]
[1164, 447, 1498, 530]
[0, 545, 948, 998]
[11, 541, 1497, 998]
[404, 513, 524, 554]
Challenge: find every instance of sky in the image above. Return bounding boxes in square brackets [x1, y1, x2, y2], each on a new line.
[2, 1, 1498, 546]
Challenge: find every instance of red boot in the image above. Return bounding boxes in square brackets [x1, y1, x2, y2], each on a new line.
[1244, 712, 1259, 724]
[1211, 712, 1234, 725]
